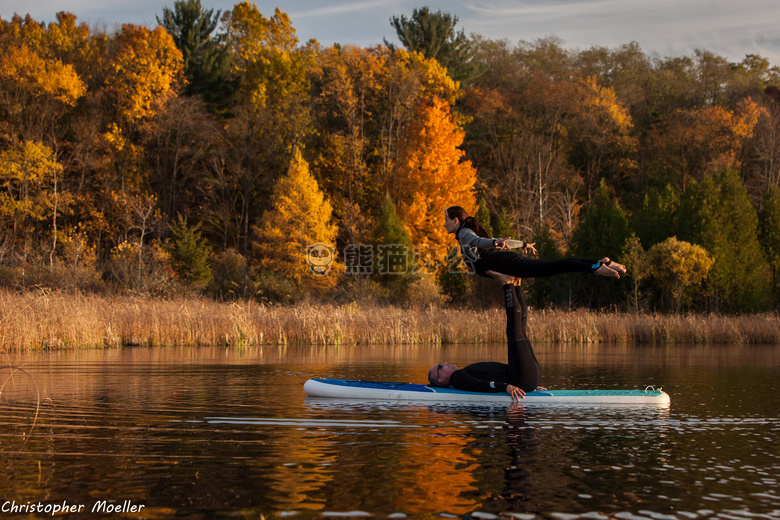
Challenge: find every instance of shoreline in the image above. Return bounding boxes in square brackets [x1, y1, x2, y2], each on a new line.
[1, 290, 778, 352]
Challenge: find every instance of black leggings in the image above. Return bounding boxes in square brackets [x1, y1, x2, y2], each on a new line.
[473, 250, 600, 278]
[504, 284, 541, 392]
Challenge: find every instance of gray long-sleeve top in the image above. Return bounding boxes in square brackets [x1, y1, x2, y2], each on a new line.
[456, 227, 496, 264]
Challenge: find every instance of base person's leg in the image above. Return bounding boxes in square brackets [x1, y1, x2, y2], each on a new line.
[504, 283, 541, 392]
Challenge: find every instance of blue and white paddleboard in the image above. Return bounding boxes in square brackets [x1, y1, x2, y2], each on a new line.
[304, 378, 670, 405]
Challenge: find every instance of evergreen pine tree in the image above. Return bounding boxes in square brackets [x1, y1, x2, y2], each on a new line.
[571, 178, 632, 259]
[157, 0, 234, 104]
[678, 169, 772, 312]
[759, 186, 780, 307]
[167, 214, 212, 292]
[494, 208, 514, 239]
[374, 193, 414, 300]
[635, 184, 680, 249]
[475, 199, 494, 237]
[385, 7, 482, 83]
[570, 178, 632, 308]
[527, 225, 568, 309]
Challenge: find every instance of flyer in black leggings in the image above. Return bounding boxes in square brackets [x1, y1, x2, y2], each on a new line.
[427, 275, 544, 400]
[443, 205, 625, 280]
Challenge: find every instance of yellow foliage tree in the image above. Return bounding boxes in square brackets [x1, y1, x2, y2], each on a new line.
[98, 25, 182, 194]
[0, 141, 64, 260]
[568, 76, 637, 197]
[253, 148, 340, 291]
[647, 236, 714, 312]
[105, 25, 183, 124]
[394, 48, 460, 104]
[0, 16, 86, 143]
[391, 97, 476, 256]
[225, 2, 311, 110]
[223, 3, 314, 252]
[0, 44, 85, 105]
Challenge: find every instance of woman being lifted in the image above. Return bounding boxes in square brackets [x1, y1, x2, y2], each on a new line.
[444, 206, 625, 279]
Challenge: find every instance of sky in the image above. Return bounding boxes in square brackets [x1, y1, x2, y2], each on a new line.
[2, 0, 780, 66]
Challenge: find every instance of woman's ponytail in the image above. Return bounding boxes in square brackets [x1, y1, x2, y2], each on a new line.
[446, 206, 491, 238]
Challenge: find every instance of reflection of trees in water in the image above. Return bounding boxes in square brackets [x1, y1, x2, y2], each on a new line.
[424, 403, 554, 515]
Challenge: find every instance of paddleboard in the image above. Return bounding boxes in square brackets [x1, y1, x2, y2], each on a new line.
[304, 378, 670, 405]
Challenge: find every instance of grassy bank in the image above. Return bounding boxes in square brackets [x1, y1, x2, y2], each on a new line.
[1, 289, 778, 352]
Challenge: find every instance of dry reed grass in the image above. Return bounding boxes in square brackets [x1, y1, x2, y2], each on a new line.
[0, 289, 778, 351]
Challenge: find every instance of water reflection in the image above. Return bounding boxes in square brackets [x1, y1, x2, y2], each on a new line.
[1, 344, 778, 519]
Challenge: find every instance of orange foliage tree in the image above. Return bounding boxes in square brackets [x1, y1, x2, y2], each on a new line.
[651, 98, 765, 189]
[390, 97, 476, 256]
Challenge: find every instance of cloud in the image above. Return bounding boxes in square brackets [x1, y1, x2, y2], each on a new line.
[2, 0, 779, 64]
[459, 0, 780, 62]
[289, 0, 398, 19]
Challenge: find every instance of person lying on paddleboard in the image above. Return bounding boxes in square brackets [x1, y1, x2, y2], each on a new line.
[444, 206, 626, 279]
[427, 271, 546, 401]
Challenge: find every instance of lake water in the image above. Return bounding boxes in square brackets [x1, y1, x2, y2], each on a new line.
[1, 343, 778, 519]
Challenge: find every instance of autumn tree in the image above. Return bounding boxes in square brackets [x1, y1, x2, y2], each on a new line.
[311, 45, 385, 245]
[646, 237, 713, 313]
[206, 248, 255, 300]
[142, 94, 220, 221]
[0, 141, 64, 263]
[252, 148, 339, 294]
[0, 14, 86, 145]
[103, 25, 183, 127]
[223, 2, 314, 252]
[390, 97, 476, 257]
[376, 49, 460, 184]
[746, 85, 780, 201]
[463, 64, 578, 247]
[565, 76, 637, 198]
[574, 42, 653, 123]
[648, 99, 764, 190]
[310, 45, 461, 249]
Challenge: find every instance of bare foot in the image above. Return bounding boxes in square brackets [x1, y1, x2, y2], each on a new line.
[595, 263, 620, 278]
[599, 257, 626, 274]
[487, 270, 515, 285]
